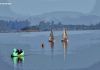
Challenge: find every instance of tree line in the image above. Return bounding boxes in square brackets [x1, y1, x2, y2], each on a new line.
[22, 20, 100, 31]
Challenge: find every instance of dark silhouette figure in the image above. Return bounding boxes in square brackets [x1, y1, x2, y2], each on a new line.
[41, 43, 44, 48]
[16, 49, 23, 54]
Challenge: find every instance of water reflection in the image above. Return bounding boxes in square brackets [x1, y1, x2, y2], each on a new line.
[49, 41, 54, 59]
[62, 41, 68, 61]
[11, 57, 24, 64]
[62, 41, 68, 49]
[11, 57, 24, 70]
[49, 41, 54, 48]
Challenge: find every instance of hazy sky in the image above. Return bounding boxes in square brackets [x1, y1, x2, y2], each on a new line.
[6, 0, 96, 16]
[0, 0, 97, 16]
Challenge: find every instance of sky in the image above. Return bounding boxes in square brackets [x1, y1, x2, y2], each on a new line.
[7, 0, 96, 16]
[0, 0, 98, 16]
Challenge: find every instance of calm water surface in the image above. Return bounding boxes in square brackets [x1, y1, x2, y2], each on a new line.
[0, 30, 100, 70]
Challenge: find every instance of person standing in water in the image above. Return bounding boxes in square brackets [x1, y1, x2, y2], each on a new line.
[41, 43, 44, 48]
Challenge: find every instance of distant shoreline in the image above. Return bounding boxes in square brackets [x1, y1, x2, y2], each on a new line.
[0, 29, 100, 33]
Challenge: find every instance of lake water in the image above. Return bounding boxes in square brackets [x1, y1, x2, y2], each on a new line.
[0, 30, 100, 70]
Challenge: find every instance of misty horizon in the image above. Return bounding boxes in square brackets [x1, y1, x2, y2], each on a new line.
[0, 0, 100, 17]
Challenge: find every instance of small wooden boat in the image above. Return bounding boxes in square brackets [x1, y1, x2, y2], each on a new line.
[49, 30, 54, 42]
[61, 28, 68, 42]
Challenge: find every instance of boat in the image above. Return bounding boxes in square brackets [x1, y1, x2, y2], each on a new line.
[11, 48, 24, 57]
[61, 28, 68, 42]
[49, 29, 54, 42]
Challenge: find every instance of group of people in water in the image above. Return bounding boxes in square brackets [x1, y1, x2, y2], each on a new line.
[11, 48, 24, 57]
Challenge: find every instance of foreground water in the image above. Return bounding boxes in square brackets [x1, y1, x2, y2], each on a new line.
[0, 30, 100, 70]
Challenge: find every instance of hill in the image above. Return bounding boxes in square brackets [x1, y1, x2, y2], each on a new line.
[29, 11, 100, 25]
